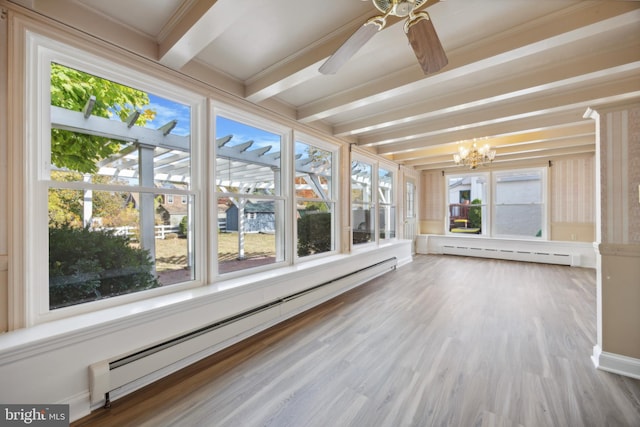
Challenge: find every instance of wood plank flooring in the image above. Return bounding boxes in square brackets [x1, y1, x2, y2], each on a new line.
[73, 255, 640, 427]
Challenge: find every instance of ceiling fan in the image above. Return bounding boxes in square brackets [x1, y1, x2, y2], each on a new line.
[319, 0, 447, 75]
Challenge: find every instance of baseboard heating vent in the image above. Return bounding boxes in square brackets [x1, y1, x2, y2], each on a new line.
[441, 244, 575, 266]
[89, 257, 397, 407]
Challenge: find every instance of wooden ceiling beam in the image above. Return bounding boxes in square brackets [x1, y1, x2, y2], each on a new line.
[297, 3, 640, 123]
[363, 76, 639, 148]
[158, 0, 252, 70]
[334, 43, 640, 137]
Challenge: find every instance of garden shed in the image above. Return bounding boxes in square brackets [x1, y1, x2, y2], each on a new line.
[225, 201, 275, 233]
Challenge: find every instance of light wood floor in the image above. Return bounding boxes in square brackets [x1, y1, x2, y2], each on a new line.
[74, 255, 640, 427]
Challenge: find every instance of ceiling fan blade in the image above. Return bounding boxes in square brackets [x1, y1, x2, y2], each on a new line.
[406, 12, 448, 75]
[319, 21, 381, 75]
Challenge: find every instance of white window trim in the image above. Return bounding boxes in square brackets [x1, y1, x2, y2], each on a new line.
[23, 31, 207, 326]
[293, 132, 340, 262]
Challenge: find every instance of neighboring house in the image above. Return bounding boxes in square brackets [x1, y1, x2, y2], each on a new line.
[159, 193, 188, 227]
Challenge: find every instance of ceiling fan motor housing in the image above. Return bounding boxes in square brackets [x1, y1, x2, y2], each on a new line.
[373, 0, 427, 17]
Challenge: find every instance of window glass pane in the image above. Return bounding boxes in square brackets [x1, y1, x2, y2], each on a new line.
[495, 170, 544, 238]
[378, 168, 395, 240]
[352, 160, 374, 245]
[48, 189, 195, 309]
[406, 181, 415, 219]
[294, 142, 332, 199]
[495, 205, 543, 237]
[48, 63, 194, 309]
[50, 64, 191, 189]
[448, 175, 487, 234]
[215, 116, 281, 196]
[351, 161, 372, 203]
[379, 205, 396, 239]
[379, 168, 393, 204]
[353, 205, 374, 244]
[217, 198, 283, 274]
[495, 171, 542, 204]
[297, 202, 334, 257]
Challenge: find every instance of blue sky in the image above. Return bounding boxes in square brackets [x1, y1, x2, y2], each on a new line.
[143, 97, 282, 154]
[146, 94, 191, 136]
[142, 96, 317, 159]
[216, 116, 281, 152]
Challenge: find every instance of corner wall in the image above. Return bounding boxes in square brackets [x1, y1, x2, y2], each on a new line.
[587, 101, 640, 378]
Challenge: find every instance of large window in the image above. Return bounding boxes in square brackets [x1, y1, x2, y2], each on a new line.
[447, 168, 546, 238]
[24, 33, 349, 325]
[214, 113, 287, 274]
[352, 160, 374, 245]
[351, 156, 397, 246]
[27, 37, 204, 321]
[295, 137, 337, 258]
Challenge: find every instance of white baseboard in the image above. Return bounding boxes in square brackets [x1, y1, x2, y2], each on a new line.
[63, 391, 91, 422]
[416, 235, 596, 268]
[592, 345, 640, 379]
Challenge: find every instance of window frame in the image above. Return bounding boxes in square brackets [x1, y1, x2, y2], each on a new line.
[212, 103, 292, 277]
[25, 32, 206, 325]
[445, 167, 548, 240]
[293, 132, 340, 261]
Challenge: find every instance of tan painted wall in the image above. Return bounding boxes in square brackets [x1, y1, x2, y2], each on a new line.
[549, 155, 596, 242]
[601, 249, 640, 359]
[420, 170, 444, 234]
[550, 222, 595, 242]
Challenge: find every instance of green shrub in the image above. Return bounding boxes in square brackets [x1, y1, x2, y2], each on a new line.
[297, 212, 332, 256]
[469, 198, 482, 230]
[179, 215, 188, 237]
[49, 224, 160, 309]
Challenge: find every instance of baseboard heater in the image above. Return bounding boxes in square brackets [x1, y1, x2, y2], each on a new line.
[89, 257, 397, 406]
[441, 244, 575, 265]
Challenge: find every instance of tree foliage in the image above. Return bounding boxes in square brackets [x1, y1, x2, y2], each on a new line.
[48, 171, 139, 228]
[50, 63, 155, 173]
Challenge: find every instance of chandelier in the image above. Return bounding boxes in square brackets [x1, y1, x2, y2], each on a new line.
[453, 141, 496, 169]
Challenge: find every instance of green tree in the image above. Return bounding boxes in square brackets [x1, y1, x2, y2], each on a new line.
[50, 62, 155, 173]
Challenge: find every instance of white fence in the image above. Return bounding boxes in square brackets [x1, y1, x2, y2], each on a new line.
[99, 225, 181, 239]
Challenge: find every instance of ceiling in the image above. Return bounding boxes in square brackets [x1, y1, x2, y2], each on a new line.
[16, 0, 640, 171]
